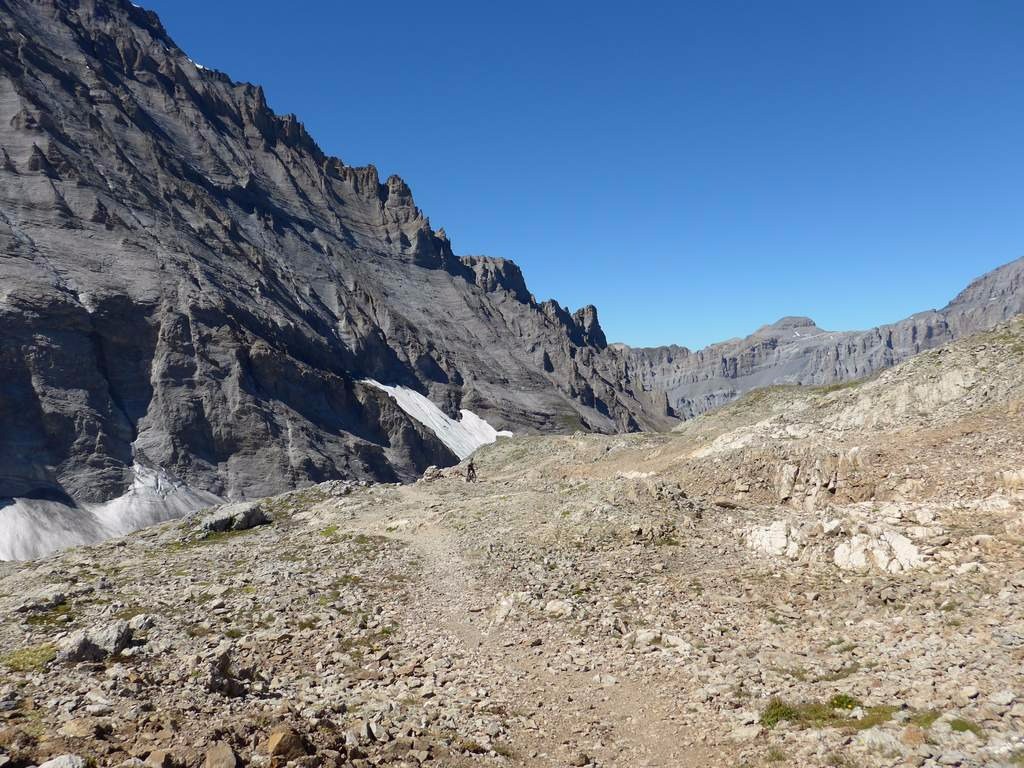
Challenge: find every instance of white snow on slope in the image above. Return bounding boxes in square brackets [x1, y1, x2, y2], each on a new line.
[364, 380, 512, 459]
[0, 464, 221, 561]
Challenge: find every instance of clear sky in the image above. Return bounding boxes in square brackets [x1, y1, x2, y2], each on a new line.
[143, 0, 1024, 349]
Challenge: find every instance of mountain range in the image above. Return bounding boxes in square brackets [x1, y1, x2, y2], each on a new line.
[0, 0, 1021, 559]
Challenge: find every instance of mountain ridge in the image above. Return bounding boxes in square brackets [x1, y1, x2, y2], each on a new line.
[616, 255, 1024, 418]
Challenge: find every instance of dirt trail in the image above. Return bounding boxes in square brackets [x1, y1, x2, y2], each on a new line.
[335, 483, 712, 767]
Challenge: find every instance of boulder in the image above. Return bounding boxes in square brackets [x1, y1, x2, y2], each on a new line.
[543, 599, 573, 618]
[265, 725, 308, 760]
[834, 531, 923, 574]
[39, 757, 87, 768]
[201, 501, 270, 533]
[57, 620, 133, 663]
[204, 742, 239, 768]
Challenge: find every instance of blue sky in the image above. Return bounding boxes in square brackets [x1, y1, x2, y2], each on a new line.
[144, 0, 1024, 348]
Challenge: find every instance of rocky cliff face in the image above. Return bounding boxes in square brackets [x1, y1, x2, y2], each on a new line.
[0, 0, 667, 528]
[617, 257, 1024, 419]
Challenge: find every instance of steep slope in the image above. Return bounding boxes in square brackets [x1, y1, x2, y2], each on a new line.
[618, 256, 1024, 418]
[0, 0, 669, 557]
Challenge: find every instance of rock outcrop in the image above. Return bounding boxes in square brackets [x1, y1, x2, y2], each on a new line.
[618, 256, 1024, 418]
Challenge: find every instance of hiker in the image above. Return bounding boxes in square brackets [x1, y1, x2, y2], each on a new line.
[466, 459, 477, 483]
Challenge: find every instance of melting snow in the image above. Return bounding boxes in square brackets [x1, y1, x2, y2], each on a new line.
[363, 380, 512, 459]
[0, 464, 220, 561]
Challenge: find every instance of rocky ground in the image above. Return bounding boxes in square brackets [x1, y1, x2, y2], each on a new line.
[2, 319, 1024, 768]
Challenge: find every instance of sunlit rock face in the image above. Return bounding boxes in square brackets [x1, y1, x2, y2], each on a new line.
[0, 0, 671, 559]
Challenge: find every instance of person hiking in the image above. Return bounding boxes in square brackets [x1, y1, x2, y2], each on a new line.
[466, 459, 477, 482]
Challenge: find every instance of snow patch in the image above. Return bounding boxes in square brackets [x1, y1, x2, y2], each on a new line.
[0, 465, 221, 561]
[363, 380, 511, 459]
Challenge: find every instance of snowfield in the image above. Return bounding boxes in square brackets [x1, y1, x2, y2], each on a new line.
[363, 380, 512, 459]
[0, 464, 220, 561]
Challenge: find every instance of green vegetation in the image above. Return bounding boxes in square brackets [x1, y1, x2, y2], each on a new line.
[949, 718, 984, 739]
[2, 643, 57, 672]
[828, 694, 861, 710]
[766, 746, 787, 762]
[760, 695, 897, 731]
[24, 602, 73, 628]
[165, 526, 259, 552]
[113, 605, 148, 621]
[257, 486, 333, 519]
[909, 709, 941, 729]
[491, 742, 516, 759]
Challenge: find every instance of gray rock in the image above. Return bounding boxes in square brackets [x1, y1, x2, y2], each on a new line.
[16, 588, 66, 613]
[38, 757, 87, 768]
[57, 621, 133, 663]
[543, 599, 573, 618]
[990, 690, 1016, 707]
[200, 502, 270, 533]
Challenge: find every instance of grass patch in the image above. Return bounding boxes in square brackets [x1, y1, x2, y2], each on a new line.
[766, 746, 787, 762]
[910, 709, 941, 729]
[949, 718, 984, 739]
[2, 643, 57, 672]
[829, 694, 861, 710]
[492, 742, 516, 759]
[113, 605, 148, 621]
[24, 602, 73, 628]
[760, 699, 801, 729]
[165, 527, 258, 552]
[760, 695, 895, 731]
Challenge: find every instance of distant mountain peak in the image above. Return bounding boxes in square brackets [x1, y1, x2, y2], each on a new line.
[757, 316, 820, 334]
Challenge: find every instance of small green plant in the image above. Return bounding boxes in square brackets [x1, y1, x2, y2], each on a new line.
[766, 746, 787, 762]
[24, 602, 73, 628]
[760, 698, 801, 728]
[492, 742, 516, 758]
[910, 709, 941, 729]
[949, 718, 984, 739]
[760, 696, 894, 731]
[2, 643, 57, 672]
[829, 694, 862, 710]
